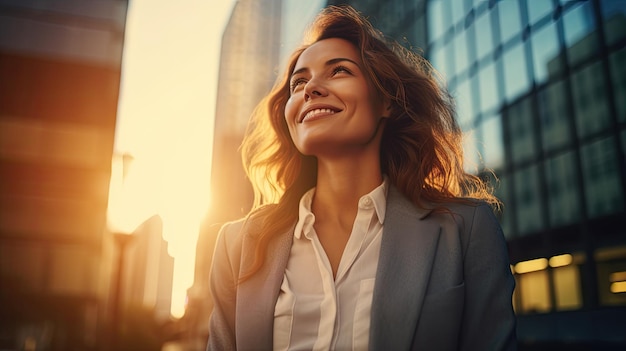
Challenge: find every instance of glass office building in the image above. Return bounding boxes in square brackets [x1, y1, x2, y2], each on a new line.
[329, 0, 626, 347]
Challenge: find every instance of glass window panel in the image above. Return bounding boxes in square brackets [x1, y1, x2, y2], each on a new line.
[514, 164, 544, 235]
[563, 1, 599, 66]
[531, 21, 563, 84]
[503, 43, 531, 102]
[478, 62, 499, 113]
[444, 38, 457, 78]
[581, 137, 625, 218]
[427, 0, 446, 41]
[429, 42, 446, 74]
[553, 265, 583, 310]
[454, 77, 476, 129]
[609, 48, 626, 123]
[450, 0, 467, 27]
[474, 10, 494, 60]
[526, 0, 555, 25]
[441, 0, 455, 33]
[411, 14, 427, 50]
[518, 270, 552, 313]
[545, 152, 581, 227]
[471, 0, 485, 9]
[392, 1, 405, 20]
[479, 115, 505, 170]
[596, 250, 626, 306]
[571, 62, 611, 139]
[508, 96, 536, 164]
[539, 79, 572, 151]
[454, 30, 471, 75]
[601, 0, 626, 45]
[497, 0, 523, 45]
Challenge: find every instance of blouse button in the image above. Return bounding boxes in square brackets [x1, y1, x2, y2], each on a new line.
[360, 197, 373, 208]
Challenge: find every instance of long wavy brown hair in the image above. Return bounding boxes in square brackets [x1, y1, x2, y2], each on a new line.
[239, 5, 499, 280]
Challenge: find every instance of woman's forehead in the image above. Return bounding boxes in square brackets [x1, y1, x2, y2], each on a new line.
[293, 38, 361, 69]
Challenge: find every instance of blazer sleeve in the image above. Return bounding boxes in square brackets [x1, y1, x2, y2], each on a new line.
[206, 221, 242, 351]
[459, 204, 517, 351]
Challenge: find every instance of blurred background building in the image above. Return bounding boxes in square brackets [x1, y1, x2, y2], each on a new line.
[0, 1, 176, 350]
[189, 0, 626, 350]
[185, 0, 282, 348]
[0, 0, 127, 350]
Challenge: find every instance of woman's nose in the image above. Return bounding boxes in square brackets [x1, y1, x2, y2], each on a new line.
[304, 79, 328, 101]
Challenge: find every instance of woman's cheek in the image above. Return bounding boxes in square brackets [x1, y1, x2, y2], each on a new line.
[284, 96, 298, 125]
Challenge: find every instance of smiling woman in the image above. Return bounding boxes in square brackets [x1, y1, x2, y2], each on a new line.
[207, 5, 516, 351]
[285, 37, 389, 158]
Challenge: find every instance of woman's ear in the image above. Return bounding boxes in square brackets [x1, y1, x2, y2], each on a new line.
[381, 99, 392, 119]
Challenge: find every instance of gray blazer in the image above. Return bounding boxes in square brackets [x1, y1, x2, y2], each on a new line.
[207, 186, 517, 351]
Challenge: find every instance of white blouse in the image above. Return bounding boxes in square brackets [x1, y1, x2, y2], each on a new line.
[273, 179, 388, 351]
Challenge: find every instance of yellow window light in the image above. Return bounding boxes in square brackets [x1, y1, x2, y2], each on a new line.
[549, 254, 573, 268]
[609, 271, 626, 283]
[514, 258, 548, 274]
[610, 281, 626, 294]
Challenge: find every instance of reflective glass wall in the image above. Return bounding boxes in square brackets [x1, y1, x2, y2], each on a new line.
[425, 0, 625, 238]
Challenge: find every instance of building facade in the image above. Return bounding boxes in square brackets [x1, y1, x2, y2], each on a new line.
[0, 0, 128, 349]
[328, 0, 626, 347]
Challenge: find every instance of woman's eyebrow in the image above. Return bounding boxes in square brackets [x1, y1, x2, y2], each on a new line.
[291, 57, 360, 79]
[325, 57, 359, 67]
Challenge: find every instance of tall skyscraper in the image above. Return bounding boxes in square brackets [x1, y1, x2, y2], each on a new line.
[186, 1, 283, 348]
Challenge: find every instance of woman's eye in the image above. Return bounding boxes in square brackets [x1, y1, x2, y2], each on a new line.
[332, 66, 351, 75]
[290, 78, 306, 92]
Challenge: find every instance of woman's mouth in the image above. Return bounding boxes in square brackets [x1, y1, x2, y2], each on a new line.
[301, 108, 338, 123]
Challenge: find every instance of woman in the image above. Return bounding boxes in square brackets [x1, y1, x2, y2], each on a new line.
[207, 5, 516, 351]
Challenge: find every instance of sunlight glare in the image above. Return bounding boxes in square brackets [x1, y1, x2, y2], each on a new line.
[113, 0, 235, 318]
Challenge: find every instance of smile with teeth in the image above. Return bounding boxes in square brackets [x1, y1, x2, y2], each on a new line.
[302, 108, 337, 122]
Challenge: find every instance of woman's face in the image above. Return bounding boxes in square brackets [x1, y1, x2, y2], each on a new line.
[284, 38, 389, 157]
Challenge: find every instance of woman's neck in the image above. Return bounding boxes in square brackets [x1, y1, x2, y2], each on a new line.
[311, 154, 383, 227]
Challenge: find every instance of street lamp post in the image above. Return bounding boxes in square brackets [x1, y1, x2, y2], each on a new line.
[110, 231, 135, 350]
[106, 152, 140, 350]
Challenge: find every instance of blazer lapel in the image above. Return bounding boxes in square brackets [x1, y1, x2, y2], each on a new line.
[236, 224, 294, 351]
[369, 186, 441, 351]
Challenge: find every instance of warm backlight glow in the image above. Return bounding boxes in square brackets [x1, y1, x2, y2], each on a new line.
[549, 254, 572, 268]
[514, 258, 548, 274]
[107, 153, 158, 234]
[112, 0, 235, 318]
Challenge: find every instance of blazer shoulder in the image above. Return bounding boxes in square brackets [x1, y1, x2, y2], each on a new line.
[445, 200, 500, 228]
[444, 199, 497, 219]
[215, 204, 280, 258]
[219, 204, 277, 238]
[423, 199, 503, 247]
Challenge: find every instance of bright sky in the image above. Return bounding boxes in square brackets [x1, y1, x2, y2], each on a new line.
[110, 0, 236, 318]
